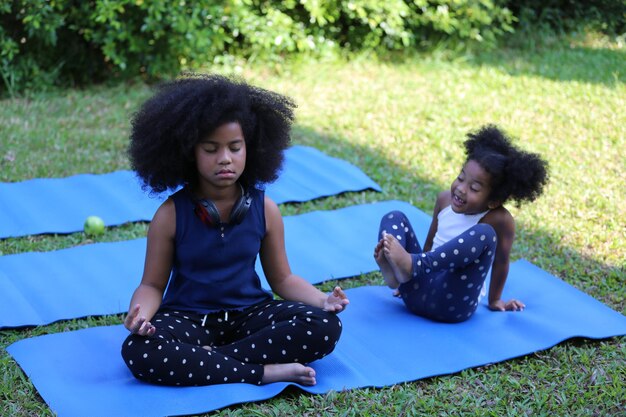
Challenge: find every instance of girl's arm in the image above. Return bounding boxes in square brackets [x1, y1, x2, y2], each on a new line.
[124, 199, 176, 335]
[482, 207, 524, 311]
[260, 196, 349, 313]
[423, 191, 448, 252]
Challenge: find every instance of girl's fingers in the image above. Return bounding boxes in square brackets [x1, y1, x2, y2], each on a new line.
[138, 320, 155, 336]
[133, 317, 145, 333]
[333, 286, 346, 298]
[124, 304, 156, 335]
[124, 304, 142, 329]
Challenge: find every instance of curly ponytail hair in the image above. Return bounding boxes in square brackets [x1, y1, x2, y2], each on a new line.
[463, 125, 549, 206]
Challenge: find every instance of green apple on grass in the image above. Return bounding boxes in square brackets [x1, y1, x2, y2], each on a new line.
[84, 215, 105, 236]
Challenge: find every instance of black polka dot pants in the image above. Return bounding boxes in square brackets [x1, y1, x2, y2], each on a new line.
[379, 210, 496, 322]
[121, 300, 342, 386]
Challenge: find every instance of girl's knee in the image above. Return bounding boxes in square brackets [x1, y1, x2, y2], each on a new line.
[308, 310, 343, 351]
[379, 210, 413, 242]
[474, 223, 496, 240]
[121, 334, 149, 377]
[467, 223, 497, 252]
[380, 210, 407, 228]
[121, 334, 142, 359]
[381, 210, 408, 223]
[320, 310, 343, 339]
[121, 334, 164, 378]
[294, 307, 342, 338]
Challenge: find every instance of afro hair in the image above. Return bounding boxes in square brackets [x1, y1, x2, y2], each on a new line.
[128, 73, 296, 194]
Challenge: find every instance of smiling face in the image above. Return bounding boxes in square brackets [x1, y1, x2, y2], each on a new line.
[450, 159, 496, 215]
[193, 122, 247, 194]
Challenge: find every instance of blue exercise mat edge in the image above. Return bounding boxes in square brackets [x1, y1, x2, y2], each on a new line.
[0, 145, 381, 238]
[0, 200, 430, 329]
[6, 259, 626, 417]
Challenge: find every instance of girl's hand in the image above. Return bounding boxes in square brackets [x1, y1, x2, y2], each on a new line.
[489, 298, 525, 312]
[124, 304, 156, 336]
[323, 286, 349, 313]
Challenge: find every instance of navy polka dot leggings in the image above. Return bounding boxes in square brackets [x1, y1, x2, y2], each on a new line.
[379, 210, 496, 323]
[121, 300, 342, 386]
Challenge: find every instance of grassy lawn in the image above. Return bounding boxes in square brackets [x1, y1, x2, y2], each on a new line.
[1, 34, 624, 416]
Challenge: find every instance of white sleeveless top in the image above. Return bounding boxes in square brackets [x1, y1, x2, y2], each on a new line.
[432, 205, 490, 250]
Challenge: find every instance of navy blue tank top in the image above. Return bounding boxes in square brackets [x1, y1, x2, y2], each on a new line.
[161, 187, 273, 314]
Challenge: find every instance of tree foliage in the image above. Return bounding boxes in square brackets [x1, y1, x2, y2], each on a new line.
[0, 0, 622, 95]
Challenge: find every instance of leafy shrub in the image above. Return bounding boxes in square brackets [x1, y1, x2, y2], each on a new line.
[0, 0, 518, 95]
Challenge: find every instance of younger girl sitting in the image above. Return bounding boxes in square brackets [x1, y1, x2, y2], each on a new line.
[121, 74, 349, 387]
[374, 125, 548, 322]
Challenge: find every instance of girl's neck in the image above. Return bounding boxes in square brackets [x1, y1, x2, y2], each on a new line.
[191, 182, 242, 202]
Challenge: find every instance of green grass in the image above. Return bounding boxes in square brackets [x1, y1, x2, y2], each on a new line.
[1, 34, 625, 416]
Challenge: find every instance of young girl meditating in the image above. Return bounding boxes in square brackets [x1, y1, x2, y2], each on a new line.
[374, 125, 548, 322]
[121, 74, 349, 387]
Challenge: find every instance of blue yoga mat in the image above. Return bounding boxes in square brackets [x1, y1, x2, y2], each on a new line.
[0, 200, 430, 328]
[0, 145, 381, 238]
[8, 260, 626, 417]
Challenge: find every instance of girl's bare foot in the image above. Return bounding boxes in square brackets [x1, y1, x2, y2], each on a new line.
[374, 235, 400, 288]
[383, 233, 413, 284]
[262, 363, 316, 386]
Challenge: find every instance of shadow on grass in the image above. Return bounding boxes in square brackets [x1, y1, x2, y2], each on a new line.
[470, 45, 625, 86]
[291, 124, 625, 314]
[379, 44, 625, 87]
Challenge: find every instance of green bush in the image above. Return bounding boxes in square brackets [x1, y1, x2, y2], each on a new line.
[0, 0, 235, 95]
[0, 0, 517, 95]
